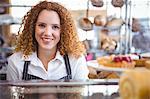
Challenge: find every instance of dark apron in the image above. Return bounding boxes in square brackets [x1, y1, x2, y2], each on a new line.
[22, 54, 72, 80]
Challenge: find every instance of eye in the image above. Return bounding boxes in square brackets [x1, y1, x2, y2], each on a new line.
[37, 23, 46, 28]
[52, 25, 60, 30]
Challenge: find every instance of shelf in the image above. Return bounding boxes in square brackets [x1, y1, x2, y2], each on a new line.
[0, 14, 21, 25]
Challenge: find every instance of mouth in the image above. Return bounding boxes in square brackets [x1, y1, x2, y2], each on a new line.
[42, 37, 53, 42]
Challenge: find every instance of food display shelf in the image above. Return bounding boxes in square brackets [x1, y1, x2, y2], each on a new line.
[0, 79, 119, 99]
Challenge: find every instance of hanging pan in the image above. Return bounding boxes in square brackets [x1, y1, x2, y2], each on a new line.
[111, 0, 124, 7]
[79, 0, 93, 31]
[94, 15, 107, 26]
[90, 0, 104, 7]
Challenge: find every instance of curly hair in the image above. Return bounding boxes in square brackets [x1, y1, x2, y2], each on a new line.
[15, 1, 85, 58]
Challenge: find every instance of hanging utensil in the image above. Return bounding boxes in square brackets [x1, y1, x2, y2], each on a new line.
[90, 0, 104, 7]
[79, 0, 93, 31]
[79, 18, 93, 31]
[94, 15, 107, 26]
[111, 0, 124, 7]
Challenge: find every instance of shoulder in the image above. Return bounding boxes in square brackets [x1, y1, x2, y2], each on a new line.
[8, 52, 22, 61]
[68, 54, 87, 68]
[7, 52, 25, 67]
[68, 54, 86, 63]
[8, 52, 36, 61]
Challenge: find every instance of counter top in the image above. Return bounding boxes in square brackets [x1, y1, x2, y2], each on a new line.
[0, 79, 119, 86]
[0, 79, 119, 99]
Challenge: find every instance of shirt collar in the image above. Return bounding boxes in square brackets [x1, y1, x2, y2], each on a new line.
[53, 51, 64, 61]
[21, 51, 64, 66]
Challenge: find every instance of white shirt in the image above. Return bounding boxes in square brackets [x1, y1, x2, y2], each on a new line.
[7, 51, 89, 81]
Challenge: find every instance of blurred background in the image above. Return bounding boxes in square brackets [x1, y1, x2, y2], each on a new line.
[0, 0, 150, 79]
[0, 0, 150, 54]
[0, 1, 150, 99]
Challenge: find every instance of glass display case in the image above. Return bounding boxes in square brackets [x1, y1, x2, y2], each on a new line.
[0, 79, 119, 99]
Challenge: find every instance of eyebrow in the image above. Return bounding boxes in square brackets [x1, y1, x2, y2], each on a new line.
[52, 24, 60, 26]
[36, 22, 60, 26]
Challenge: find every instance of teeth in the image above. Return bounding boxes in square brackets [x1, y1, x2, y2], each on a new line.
[42, 38, 52, 42]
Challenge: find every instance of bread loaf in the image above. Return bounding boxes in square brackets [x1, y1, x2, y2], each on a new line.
[119, 68, 150, 99]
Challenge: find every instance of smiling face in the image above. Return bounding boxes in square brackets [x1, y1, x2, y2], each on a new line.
[35, 9, 61, 52]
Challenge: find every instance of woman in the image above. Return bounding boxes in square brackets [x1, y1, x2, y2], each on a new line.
[7, 1, 89, 81]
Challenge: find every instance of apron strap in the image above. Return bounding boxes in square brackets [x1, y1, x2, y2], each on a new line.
[63, 54, 72, 80]
[22, 54, 72, 80]
[22, 61, 30, 80]
[22, 61, 43, 80]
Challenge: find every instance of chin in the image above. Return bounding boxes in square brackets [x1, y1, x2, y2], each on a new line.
[42, 45, 56, 50]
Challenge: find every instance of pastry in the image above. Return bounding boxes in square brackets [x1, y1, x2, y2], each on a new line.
[88, 73, 98, 79]
[88, 66, 97, 74]
[145, 60, 150, 69]
[119, 68, 150, 99]
[134, 59, 146, 67]
[97, 55, 135, 68]
[97, 71, 119, 79]
[101, 38, 117, 52]
[97, 71, 112, 79]
[88, 66, 98, 79]
[106, 72, 119, 79]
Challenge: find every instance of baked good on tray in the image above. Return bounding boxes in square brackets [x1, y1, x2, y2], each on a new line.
[97, 55, 135, 68]
[87, 65, 119, 79]
[145, 60, 150, 69]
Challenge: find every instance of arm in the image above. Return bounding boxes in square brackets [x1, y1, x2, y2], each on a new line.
[72, 55, 89, 80]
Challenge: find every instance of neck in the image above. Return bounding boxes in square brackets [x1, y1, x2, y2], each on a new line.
[37, 48, 57, 71]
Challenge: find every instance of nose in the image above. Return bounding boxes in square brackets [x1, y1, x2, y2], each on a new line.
[44, 26, 53, 36]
